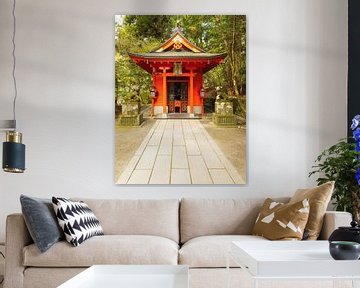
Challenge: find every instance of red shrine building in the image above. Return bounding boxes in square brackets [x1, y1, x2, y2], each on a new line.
[129, 28, 226, 117]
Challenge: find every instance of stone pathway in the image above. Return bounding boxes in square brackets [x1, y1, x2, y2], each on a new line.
[117, 120, 244, 184]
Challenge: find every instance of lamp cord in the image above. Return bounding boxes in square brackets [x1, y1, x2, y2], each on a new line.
[12, 0, 18, 130]
[0, 251, 4, 284]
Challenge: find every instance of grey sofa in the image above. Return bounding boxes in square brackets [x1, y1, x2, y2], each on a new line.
[4, 198, 352, 288]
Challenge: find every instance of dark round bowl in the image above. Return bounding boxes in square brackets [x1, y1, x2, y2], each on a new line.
[329, 241, 360, 260]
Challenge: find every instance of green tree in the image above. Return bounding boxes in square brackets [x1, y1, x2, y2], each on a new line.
[115, 18, 161, 107]
[123, 15, 173, 41]
[203, 15, 246, 117]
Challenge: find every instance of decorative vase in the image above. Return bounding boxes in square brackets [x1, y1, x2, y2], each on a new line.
[328, 221, 360, 244]
[329, 241, 360, 260]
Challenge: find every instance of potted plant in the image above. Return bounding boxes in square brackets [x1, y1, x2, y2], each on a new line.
[309, 115, 360, 222]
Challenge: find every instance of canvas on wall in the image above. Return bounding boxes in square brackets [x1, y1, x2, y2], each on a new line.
[115, 15, 246, 184]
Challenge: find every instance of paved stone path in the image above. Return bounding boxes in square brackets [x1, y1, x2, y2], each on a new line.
[117, 120, 244, 184]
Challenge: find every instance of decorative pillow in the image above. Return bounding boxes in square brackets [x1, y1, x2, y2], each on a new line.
[20, 195, 64, 253]
[252, 198, 310, 240]
[289, 181, 334, 240]
[52, 197, 104, 247]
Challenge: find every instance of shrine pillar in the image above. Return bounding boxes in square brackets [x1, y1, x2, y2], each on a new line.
[189, 69, 194, 113]
[153, 74, 164, 115]
[162, 68, 167, 114]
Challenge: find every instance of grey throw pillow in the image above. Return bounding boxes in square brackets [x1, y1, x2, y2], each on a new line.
[20, 195, 64, 253]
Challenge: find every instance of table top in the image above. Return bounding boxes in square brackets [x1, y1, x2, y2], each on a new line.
[231, 240, 360, 278]
[58, 265, 189, 288]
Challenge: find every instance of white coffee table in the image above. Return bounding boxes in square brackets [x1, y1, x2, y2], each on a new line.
[228, 241, 360, 288]
[58, 265, 189, 288]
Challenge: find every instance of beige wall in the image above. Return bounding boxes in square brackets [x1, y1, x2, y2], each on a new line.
[0, 0, 347, 242]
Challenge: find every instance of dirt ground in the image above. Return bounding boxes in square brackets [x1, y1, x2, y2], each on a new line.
[200, 119, 246, 181]
[115, 119, 156, 182]
[114, 118, 246, 183]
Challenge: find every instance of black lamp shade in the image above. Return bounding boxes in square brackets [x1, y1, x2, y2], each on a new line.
[3, 141, 25, 173]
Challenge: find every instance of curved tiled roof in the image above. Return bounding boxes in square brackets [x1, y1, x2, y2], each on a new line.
[151, 28, 206, 53]
[128, 51, 227, 59]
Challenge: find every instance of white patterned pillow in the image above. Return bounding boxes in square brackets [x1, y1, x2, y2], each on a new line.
[52, 197, 104, 246]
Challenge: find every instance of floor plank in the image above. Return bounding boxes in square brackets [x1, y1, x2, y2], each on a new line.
[136, 146, 158, 170]
[188, 155, 213, 184]
[127, 169, 152, 184]
[209, 169, 234, 184]
[149, 155, 171, 184]
[171, 169, 191, 184]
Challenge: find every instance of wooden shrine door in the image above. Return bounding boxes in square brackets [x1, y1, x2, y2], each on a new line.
[167, 78, 188, 113]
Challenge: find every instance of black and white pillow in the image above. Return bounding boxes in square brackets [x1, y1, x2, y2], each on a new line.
[52, 197, 104, 247]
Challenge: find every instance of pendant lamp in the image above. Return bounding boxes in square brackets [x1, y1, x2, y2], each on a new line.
[1, 0, 26, 173]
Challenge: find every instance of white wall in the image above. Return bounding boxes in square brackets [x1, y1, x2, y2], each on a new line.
[0, 0, 347, 242]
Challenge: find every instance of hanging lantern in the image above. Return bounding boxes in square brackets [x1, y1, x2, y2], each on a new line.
[200, 87, 205, 98]
[150, 86, 157, 98]
[174, 63, 182, 75]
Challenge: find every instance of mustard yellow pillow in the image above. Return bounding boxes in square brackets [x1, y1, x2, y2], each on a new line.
[289, 181, 334, 240]
[252, 198, 310, 240]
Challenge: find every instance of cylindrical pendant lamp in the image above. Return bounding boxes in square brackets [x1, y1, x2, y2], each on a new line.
[2, 131, 25, 173]
[1, 0, 26, 174]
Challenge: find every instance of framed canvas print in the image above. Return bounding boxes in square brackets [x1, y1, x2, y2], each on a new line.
[115, 15, 246, 185]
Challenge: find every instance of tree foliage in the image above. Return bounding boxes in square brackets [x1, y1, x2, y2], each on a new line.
[123, 15, 173, 41]
[115, 20, 160, 106]
[115, 15, 246, 116]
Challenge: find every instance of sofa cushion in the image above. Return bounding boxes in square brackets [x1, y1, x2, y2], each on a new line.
[180, 198, 288, 243]
[252, 198, 310, 240]
[52, 197, 104, 247]
[20, 195, 64, 253]
[179, 235, 267, 268]
[290, 181, 334, 240]
[23, 235, 178, 267]
[72, 199, 179, 243]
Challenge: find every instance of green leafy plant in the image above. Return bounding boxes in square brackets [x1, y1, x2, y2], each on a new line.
[309, 116, 360, 222]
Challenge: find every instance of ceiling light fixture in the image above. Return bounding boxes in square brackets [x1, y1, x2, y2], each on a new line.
[1, 0, 26, 173]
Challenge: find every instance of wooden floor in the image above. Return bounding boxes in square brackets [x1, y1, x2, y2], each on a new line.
[117, 120, 244, 184]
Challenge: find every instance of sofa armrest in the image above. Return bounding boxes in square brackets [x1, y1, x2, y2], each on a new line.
[4, 213, 32, 288]
[318, 211, 352, 240]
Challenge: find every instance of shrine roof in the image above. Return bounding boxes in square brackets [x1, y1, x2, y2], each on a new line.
[128, 28, 226, 73]
[128, 51, 227, 60]
[151, 27, 206, 53]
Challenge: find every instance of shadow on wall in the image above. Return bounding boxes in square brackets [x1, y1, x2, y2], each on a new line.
[4, 0, 172, 89]
[302, 0, 347, 171]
